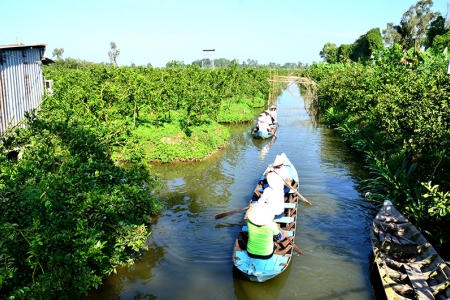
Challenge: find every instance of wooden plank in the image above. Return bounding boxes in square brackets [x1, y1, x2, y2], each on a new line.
[403, 264, 435, 299]
[275, 217, 294, 224]
[284, 203, 296, 209]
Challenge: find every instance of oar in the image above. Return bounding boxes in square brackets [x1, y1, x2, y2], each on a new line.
[214, 205, 250, 220]
[290, 240, 303, 255]
[268, 165, 312, 206]
[277, 225, 304, 255]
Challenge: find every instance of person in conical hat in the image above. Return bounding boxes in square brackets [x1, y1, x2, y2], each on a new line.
[268, 106, 277, 124]
[266, 172, 284, 191]
[246, 204, 287, 259]
[273, 154, 285, 167]
[263, 154, 292, 195]
[257, 172, 285, 219]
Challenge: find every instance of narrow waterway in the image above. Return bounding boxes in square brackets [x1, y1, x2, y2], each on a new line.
[86, 84, 378, 300]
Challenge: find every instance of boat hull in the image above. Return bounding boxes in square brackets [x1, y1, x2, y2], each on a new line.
[252, 124, 278, 139]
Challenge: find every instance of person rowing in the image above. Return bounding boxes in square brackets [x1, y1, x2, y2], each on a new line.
[268, 105, 278, 124]
[255, 172, 285, 220]
[263, 154, 292, 195]
[246, 204, 288, 259]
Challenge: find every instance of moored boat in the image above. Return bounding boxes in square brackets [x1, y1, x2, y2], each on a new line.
[370, 200, 450, 299]
[232, 153, 300, 282]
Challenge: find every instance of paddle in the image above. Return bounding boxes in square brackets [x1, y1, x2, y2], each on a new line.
[214, 205, 250, 220]
[290, 240, 303, 255]
[268, 165, 312, 206]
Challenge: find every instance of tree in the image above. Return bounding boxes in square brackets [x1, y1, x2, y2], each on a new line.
[425, 15, 448, 47]
[52, 48, 64, 59]
[319, 42, 338, 63]
[337, 44, 353, 63]
[166, 60, 185, 68]
[108, 42, 120, 67]
[431, 30, 450, 51]
[351, 28, 385, 62]
[383, 22, 402, 47]
[393, 0, 439, 50]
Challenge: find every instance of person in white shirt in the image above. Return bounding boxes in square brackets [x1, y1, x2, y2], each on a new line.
[256, 172, 285, 219]
[263, 154, 292, 195]
[263, 110, 273, 125]
[255, 114, 271, 134]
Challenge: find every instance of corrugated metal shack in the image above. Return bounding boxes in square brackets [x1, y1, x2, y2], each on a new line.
[0, 44, 53, 134]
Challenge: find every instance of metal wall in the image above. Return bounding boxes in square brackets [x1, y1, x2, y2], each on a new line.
[0, 46, 46, 134]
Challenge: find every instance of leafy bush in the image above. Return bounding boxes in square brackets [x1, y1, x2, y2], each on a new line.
[0, 112, 162, 299]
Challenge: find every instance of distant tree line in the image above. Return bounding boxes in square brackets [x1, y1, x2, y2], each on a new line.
[51, 42, 306, 69]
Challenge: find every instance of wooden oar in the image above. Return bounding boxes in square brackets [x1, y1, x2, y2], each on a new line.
[214, 205, 250, 220]
[291, 240, 303, 255]
[268, 165, 312, 206]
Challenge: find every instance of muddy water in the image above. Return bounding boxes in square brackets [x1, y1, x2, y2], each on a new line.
[86, 84, 378, 300]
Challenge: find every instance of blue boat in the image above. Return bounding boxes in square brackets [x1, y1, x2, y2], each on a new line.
[232, 153, 300, 282]
[252, 124, 278, 139]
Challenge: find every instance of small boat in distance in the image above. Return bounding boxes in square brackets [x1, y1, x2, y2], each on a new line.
[232, 153, 299, 282]
[251, 124, 278, 139]
[370, 200, 450, 300]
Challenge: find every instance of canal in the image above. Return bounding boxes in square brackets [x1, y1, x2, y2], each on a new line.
[86, 83, 378, 299]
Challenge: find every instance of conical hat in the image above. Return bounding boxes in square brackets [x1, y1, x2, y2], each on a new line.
[273, 155, 285, 166]
[266, 172, 284, 191]
[247, 204, 274, 226]
[270, 105, 276, 109]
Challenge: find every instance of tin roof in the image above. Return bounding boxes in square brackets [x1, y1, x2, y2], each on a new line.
[0, 43, 47, 50]
[0, 44, 53, 65]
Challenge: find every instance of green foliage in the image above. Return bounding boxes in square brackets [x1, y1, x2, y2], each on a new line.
[337, 44, 353, 63]
[0, 61, 271, 298]
[122, 112, 230, 163]
[0, 111, 162, 299]
[431, 30, 450, 52]
[320, 42, 338, 64]
[351, 28, 384, 63]
[422, 181, 450, 240]
[308, 48, 450, 243]
[42, 65, 270, 165]
[425, 15, 447, 48]
[217, 101, 255, 123]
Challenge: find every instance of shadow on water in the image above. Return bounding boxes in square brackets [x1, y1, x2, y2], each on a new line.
[85, 84, 381, 300]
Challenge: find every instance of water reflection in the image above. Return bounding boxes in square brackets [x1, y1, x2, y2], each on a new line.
[251, 136, 277, 160]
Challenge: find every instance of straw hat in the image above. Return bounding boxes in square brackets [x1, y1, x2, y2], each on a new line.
[273, 155, 285, 167]
[270, 105, 276, 109]
[266, 172, 284, 190]
[247, 204, 274, 226]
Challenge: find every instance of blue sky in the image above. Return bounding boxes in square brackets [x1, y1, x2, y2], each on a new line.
[2, 0, 449, 67]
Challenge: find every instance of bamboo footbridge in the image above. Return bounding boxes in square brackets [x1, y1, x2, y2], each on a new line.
[267, 74, 318, 111]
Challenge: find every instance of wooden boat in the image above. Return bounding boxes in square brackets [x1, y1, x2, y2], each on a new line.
[233, 153, 299, 282]
[370, 200, 450, 300]
[251, 124, 278, 139]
